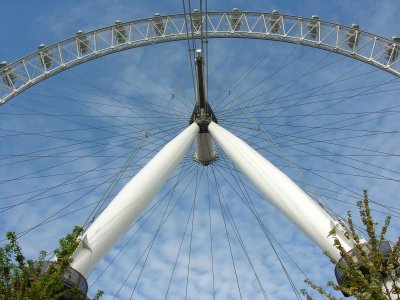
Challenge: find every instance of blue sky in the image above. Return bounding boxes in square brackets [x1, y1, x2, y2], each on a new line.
[1, 1, 400, 299]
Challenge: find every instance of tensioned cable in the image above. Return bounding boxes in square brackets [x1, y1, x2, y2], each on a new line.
[212, 156, 349, 278]
[208, 165, 270, 300]
[210, 41, 276, 109]
[30, 72, 190, 144]
[96, 52, 194, 113]
[215, 79, 398, 122]
[215, 67, 382, 119]
[213, 149, 304, 299]
[164, 167, 199, 299]
[0, 125, 184, 191]
[129, 163, 201, 300]
[240, 106, 331, 209]
[216, 67, 400, 209]
[184, 167, 202, 300]
[83, 97, 177, 227]
[206, 167, 216, 300]
[238, 53, 358, 114]
[0, 128, 155, 185]
[224, 152, 399, 216]
[219, 121, 400, 218]
[186, 0, 197, 53]
[268, 77, 398, 134]
[88, 156, 195, 288]
[233, 80, 400, 116]
[34, 80, 188, 137]
[84, 92, 181, 227]
[243, 49, 336, 119]
[234, 110, 396, 177]
[0, 130, 191, 213]
[214, 42, 304, 113]
[0, 138, 143, 212]
[205, 0, 209, 110]
[270, 148, 400, 218]
[1, 156, 196, 243]
[112, 162, 199, 299]
[67, 58, 191, 114]
[213, 37, 352, 114]
[223, 105, 400, 159]
[182, 0, 197, 103]
[211, 165, 243, 300]
[1, 96, 186, 148]
[274, 101, 400, 145]
[0, 91, 184, 213]
[212, 146, 396, 250]
[0, 124, 183, 170]
[272, 116, 400, 178]
[200, 0, 204, 54]
[24, 83, 190, 117]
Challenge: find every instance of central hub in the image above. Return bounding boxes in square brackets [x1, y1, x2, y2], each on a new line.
[189, 102, 218, 133]
[188, 49, 218, 165]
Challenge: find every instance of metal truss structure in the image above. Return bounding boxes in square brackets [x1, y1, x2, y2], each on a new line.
[1, 10, 400, 105]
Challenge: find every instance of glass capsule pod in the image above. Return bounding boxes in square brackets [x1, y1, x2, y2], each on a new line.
[153, 13, 165, 36]
[346, 24, 360, 50]
[0, 61, 16, 88]
[385, 36, 400, 63]
[308, 15, 319, 40]
[76, 31, 89, 55]
[270, 10, 281, 34]
[38, 44, 52, 69]
[114, 20, 127, 44]
[230, 8, 241, 32]
[192, 9, 201, 32]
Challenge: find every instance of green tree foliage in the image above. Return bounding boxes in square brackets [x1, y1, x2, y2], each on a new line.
[0, 226, 103, 300]
[301, 190, 400, 299]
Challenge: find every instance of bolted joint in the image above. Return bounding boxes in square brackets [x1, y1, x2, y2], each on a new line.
[195, 108, 211, 133]
[188, 102, 218, 133]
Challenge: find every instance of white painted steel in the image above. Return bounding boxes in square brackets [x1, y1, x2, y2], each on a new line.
[71, 122, 199, 277]
[194, 133, 216, 164]
[193, 49, 216, 164]
[2, 12, 400, 105]
[208, 121, 354, 260]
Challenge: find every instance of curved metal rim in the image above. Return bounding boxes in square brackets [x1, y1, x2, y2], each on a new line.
[1, 11, 399, 105]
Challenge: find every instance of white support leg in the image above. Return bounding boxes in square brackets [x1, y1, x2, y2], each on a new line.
[71, 123, 199, 277]
[208, 121, 354, 260]
[194, 133, 216, 164]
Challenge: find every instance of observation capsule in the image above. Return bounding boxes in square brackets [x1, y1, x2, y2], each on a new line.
[270, 10, 281, 34]
[114, 20, 127, 44]
[153, 13, 164, 36]
[38, 44, 52, 69]
[346, 24, 360, 49]
[385, 36, 400, 63]
[192, 9, 201, 32]
[335, 240, 394, 297]
[308, 15, 319, 40]
[230, 8, 241, 31]
[76, 30, 89, 55]
[0, 61, 17, 88]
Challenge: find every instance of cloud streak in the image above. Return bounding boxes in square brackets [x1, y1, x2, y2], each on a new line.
[0, 1, 399, 299]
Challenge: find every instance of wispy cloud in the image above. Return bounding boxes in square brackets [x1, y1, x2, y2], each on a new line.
[1, 1, 399, 299]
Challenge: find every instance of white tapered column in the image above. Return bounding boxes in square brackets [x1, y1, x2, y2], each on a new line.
[208, 121, 354, 260]
[71, 123, 199, 277]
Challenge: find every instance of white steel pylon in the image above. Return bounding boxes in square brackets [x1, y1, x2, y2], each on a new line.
[209, 122, 399, 298]
[208, 121, 355, 260]
[63, 46, 397, 299]
[191, 49, 217, 165]
[71, 122, 199, 277]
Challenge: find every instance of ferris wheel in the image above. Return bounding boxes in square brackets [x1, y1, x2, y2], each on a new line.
[1, 7, 399, 299]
